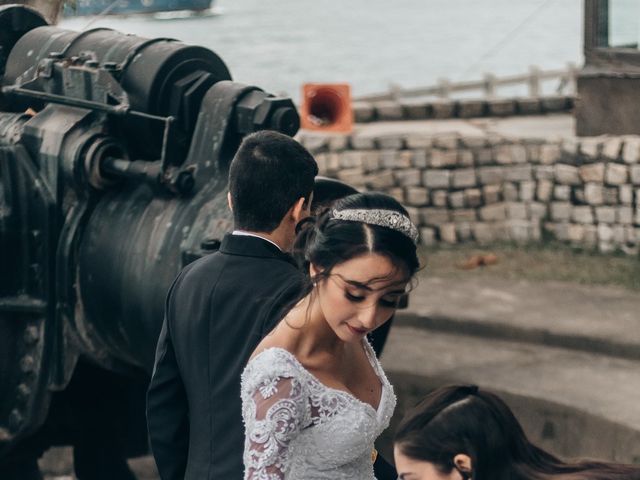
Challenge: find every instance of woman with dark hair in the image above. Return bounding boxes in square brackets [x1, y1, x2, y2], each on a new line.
[393, 384, 640, 480]
[240, 192, 421, 479]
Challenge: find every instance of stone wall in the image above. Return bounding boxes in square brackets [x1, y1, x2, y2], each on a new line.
[298, 129, 640, 254]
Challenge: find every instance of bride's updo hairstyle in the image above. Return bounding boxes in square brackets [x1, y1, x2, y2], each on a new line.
[294, 192, 420, 287]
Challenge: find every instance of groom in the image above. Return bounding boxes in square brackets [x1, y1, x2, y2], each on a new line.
[147, 130, 317, 479]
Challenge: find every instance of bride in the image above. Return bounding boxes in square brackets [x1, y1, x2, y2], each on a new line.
[240, 192, 420, 479]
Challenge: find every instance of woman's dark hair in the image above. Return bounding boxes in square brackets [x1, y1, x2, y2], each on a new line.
[293, 191, 420, 286]
[394, 385, 640, 480]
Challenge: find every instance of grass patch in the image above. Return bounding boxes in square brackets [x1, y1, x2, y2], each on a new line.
[417, 242, 640, 291]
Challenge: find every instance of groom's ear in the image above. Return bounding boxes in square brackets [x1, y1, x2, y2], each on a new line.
[290, 196, 308, 224]
[227, 192, 234, 212]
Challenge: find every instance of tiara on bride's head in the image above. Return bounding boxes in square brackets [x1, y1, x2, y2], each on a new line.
[331, 208, 419, 244]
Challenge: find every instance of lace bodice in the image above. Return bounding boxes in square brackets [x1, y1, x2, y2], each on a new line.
[240, 341, 396, 480]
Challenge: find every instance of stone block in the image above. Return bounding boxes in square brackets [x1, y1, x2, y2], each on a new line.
[405, 187, 429, 206]
[337, 167, 366, 186]
[374, 101, 403, 121]
[506, 202, 528, 220]
[386, 187, 405, 203]
[636, 209, 640, 226]
[350, 134, 377, 150]
[535, 165, 555, 180]
[540, 144, 561, 164]
[595, 206, 616, 224]
[567, 224, 585, 243]
[503, 183, 519, 202]
[400, 99, 430, 120]
[584, 183, 604, 205]
[464, 188, 482, 208]
[472, 222, 499, 243]
[622, 137, 640, 164]
[511, 145, 528, 164]
[456, 99, 486, 118]
[406, 134, 433, 149]
[561, 138, 580, 165]
[525, 143, 541, 164]
[618, 206, 634, 224]
[457, 149, 474, 167]
[449, 191, 466, 209]
[353, 102, 375, 123]
[455, 222, 473, 241]
[506, 219, 539, 243]
[380, 150, 397, 169]
[411, 149, 429, 168]
[431, 190, 448, 207]
[505, 165, 533, 182]
[602, 138, 622, 160]
[365, 171, 395, 190]
[549, 222, 570, 241]
[474, 148, 494, 165]
[613, 224, 626, 244]
[405, 206, 421, 226]
[482, 184, 501, 204]
[339, 151, 365, 168]
[571, 206, 594, 224]
[605, 163, 628, 185]
[528, 202, 548, 220]
[619, 184, 633, 204]
[480, 203, 507, 221]
[536, 180, 553, 202]
[361, 151, 381, 172]
[555, 164, 581, 185]
[430, 149, 458, 168]
[301, 134, 328, 153]
[394, 169, 421, 187]
[487, 98, 516, 116]
[631, 165, 640, 185]
[325, 153, 340, 173]
[422, 170, 451, 189]
[421, 208, 450, 226]
[584, 225, 598, 247]
[452, 209, 477, 222]
[516, 97, 541, 114]
[377, 135, 405, 150]
[439, 223, 457, 243]
[452, 168, 477, 188]
[419, 227, 437, 246]
[461, 136, 486, 149]
[325, 134, 348, 151]
[597, 223, 614, 242]
[495, 145, 514, 165]
[573, 187, 586, 205]
[478, 166, 505, 185]
[550, 202, 572, 221]
[554, 185, 571, 201]
[433, 135, 459, 150]
[430, 99, 456, 119]
[604, 187, 619, 204]
[579, 163, 605, 183]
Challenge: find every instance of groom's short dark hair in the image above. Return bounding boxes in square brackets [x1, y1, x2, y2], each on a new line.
[229, 131, 318, 233]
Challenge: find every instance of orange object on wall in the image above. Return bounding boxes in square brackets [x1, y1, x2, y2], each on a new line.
[301, 83, 353, 133]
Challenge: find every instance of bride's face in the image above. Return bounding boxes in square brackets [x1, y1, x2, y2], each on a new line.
[311, 253, 408, 343]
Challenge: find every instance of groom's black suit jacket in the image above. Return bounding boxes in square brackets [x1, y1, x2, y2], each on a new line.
[147, 233, 304, 480]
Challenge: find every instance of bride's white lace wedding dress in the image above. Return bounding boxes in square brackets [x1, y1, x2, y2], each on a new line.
[240, 340, 396, 479]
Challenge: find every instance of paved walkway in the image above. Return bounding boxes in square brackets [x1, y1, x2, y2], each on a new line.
[381, 275, 640, 462]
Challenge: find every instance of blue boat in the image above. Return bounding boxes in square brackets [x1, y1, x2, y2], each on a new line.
[63, 0, 215, 17]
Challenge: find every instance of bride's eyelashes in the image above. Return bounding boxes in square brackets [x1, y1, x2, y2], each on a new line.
[344, 290, 399, 308]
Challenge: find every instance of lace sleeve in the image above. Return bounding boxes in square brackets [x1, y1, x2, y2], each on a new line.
[243, 373, 308, 480]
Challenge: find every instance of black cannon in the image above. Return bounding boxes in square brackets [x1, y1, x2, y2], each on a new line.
[0, 4, 328, 478]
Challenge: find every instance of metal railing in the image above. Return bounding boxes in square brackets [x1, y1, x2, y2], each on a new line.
[356, 63, 578, 103]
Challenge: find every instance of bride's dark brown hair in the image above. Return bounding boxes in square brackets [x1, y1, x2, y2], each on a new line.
[394, 385, 640, 480]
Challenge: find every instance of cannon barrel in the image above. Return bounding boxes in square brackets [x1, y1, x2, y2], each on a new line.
[0, 5, 308, 468]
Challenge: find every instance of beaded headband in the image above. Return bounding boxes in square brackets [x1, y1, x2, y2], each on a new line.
[331, 208, 419, 244]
